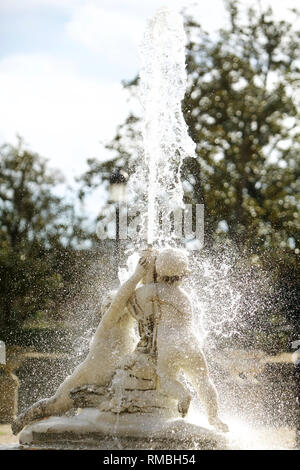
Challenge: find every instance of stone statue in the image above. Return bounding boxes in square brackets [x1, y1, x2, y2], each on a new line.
[11, 254, 150, 435]
[13, 247, 228, 447]
[127, 247, 228, 432]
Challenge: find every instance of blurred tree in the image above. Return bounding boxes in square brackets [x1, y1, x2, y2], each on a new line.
[0, 137, 89, 335]
[182, 0, 300, 252]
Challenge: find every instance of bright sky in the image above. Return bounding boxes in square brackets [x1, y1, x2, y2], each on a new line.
[0, 0, 298, 183]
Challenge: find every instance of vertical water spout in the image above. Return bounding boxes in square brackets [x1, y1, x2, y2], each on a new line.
[139, 7, 196, 245]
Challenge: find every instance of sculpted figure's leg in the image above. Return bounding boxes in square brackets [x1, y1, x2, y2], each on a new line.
[12, 361, 90, 435]
[157, 351, 192, 417]
[183, 350, 229, 432]
[184, 351, 218, 418]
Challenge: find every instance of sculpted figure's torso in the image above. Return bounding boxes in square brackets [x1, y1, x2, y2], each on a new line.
[131, 283, 194, 347]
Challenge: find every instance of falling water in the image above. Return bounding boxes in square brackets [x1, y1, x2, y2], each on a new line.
[125, 9, 245, 348]
[123, 8, 272, 351]
[139, 7, 196, 245]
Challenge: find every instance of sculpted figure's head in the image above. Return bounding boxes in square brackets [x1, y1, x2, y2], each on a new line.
[156, 247, 190, 285]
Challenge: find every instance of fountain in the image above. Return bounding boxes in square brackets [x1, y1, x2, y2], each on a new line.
[9, 8, 231, 450]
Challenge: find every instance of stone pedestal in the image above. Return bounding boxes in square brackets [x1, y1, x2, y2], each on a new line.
[19, 409, 227, 449]
[17, 350, 228, 449]
[70, 351, 180, 416]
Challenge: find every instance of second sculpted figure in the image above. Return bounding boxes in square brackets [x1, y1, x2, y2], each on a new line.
[128, 247, 229, 432]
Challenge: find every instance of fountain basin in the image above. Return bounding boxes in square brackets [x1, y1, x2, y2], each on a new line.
[19, 408, 227, 450]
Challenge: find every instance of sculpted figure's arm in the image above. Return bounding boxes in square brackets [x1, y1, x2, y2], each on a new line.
[97, 255, 149, 332]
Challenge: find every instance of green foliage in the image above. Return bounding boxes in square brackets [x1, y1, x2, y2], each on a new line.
[80, 1, 300, 256]
[182, 1, 300, 250]
[0, 138, 88, 335]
